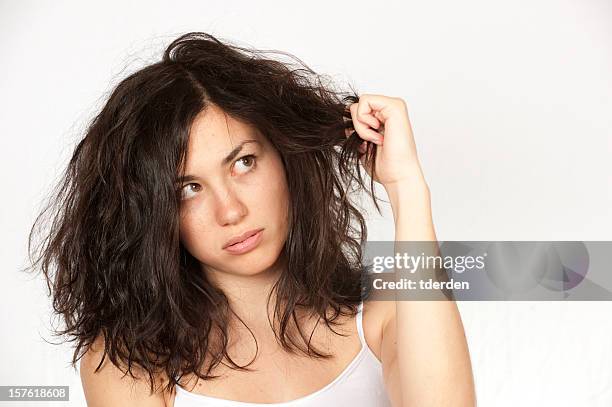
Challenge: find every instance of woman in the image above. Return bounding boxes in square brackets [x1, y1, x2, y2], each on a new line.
[28, 32, 475, 406]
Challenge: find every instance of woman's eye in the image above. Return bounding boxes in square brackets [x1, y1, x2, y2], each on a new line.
[180, 183, 201, 200]
[234, 154, 257, 174]
[179, 155, 256, 201]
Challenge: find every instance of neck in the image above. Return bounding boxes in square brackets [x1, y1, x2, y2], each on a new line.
[204, 254, 287, 326]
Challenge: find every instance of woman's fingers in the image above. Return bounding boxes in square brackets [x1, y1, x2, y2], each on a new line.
[345, 125, 370, 155]
[349, 103, 384, 145]
[355, 99, 382, 129]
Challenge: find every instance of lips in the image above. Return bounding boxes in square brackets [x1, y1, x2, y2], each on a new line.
[222, 228, 264, 249]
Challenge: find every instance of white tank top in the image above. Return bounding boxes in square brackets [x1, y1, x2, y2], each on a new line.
[174, 301, 393, 406]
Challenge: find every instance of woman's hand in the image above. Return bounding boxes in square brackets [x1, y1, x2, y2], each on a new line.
[346, 94, 427, 189]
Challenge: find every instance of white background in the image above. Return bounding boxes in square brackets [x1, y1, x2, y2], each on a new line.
[1, 0, 611, 406]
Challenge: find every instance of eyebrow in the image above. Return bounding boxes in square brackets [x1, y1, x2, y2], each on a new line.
[177, 139, 260, 184]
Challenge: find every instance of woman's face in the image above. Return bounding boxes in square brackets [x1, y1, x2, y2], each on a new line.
[178, 104, 290, 278]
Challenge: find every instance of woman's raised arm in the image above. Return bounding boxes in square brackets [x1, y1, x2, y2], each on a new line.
[347, 94, 476, 407]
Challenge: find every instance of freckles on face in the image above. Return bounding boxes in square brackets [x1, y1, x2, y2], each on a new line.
[178, 104, 290, 276]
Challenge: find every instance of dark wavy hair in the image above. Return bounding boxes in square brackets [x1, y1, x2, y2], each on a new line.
[26, 31, 383, 394]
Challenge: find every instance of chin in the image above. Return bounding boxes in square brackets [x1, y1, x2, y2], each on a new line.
[232, 242, 285, 275]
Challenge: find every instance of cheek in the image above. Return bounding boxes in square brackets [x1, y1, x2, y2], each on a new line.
[179, 210, 212, 256]
[263, 159, 291, 228]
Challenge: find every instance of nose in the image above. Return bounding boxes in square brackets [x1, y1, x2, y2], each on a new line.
[214, 185, 248, 226]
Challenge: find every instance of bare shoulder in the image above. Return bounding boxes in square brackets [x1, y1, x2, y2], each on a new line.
[80, 336, 174, 407]
[361, 300, 396, 362]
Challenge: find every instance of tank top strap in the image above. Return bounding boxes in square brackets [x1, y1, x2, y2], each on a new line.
[356, 300, 367, 346]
